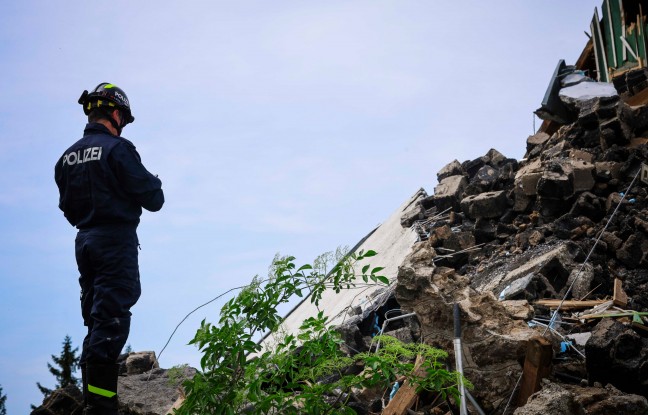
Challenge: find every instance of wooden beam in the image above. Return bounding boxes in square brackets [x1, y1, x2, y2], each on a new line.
[166, 396, 184, 414]
[575, 38, 594, 70]
[625, 85, 648, 106]
[517, 336, 553, 406]
[613, 278, 628, 308]
[534, 299, 607, 309]
[382, 356, 426, 415]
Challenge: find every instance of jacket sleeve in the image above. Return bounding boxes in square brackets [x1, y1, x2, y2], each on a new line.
[109, 141, 165, 212]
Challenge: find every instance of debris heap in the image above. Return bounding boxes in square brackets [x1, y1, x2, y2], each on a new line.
[394, 69, 648, 414]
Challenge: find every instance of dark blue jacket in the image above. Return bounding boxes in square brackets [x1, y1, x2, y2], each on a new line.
[55, 123, 164, 229]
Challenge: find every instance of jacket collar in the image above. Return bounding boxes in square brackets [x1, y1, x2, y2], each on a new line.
[83, 122, 118, 137]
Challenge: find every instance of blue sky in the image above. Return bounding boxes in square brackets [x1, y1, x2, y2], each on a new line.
[0, 1, 602, 412]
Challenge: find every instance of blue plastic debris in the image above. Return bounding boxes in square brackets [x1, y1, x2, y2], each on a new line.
[630, 198, 636, 203]
[372, 315, 381, 337]
[499, 285, 511, 301]
[389, 382, 400, 401]
[559, 340, 573, 353]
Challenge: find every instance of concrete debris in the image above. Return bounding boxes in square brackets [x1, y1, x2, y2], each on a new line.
[391, 65, 648, 414]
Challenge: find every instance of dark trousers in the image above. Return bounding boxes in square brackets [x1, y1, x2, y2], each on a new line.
[75, 226, 141, 366]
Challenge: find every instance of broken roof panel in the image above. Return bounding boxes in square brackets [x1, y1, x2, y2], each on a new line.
[259, 189, 425, 351]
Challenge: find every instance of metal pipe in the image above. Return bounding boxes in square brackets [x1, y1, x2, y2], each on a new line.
[374, 312, 417, 352]
[453, 304, 468, 415]
[465, 391, 486, 415]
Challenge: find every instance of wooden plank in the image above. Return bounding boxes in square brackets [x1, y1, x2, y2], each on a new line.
[576, 38, 594, 71]
[604, 0, 618, 68]
[613, 278, 628, 308]
[517, 336, 553, 406]
[535, 299, 607, 309]
[382, 356, 426, 415]
[625, 83, 648, 105]
[166, 396, 184, 414]
[593, 8, 611, 82]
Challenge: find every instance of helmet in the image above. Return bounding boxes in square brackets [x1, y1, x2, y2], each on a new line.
[78, 82, 135, 125]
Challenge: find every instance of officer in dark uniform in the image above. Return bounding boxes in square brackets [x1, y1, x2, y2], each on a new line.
[55, 83, 164, 414]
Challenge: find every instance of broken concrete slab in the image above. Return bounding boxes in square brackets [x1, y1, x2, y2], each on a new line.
[527, 132, 551, 153]
[436, 159, 463, 182]
[433, 175, 467, 212]
[460, 190, 508, 219]
[515, 159, 544, 197]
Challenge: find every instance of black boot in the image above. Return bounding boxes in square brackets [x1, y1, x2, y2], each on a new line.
[85, 363, 119, 415]
[81, 363, 87, 408]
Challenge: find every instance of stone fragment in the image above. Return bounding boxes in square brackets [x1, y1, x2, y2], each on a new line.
[599, 118, 631, 149]
[537, 169, 573, 200]
[571, 160, 595, 192]
[617, 233, 648, 269]
[125, 351, 159, 375]
[436, 159, 463, 182]
[500, 299, 534, 320]
[484, 148, 507, 167]
[513, 382, 583, 415]
[463, 157, 486, 178]
[570, 192, 605, 222]
[566, 384, 648, 415]
[515, 159, 543, 197]
[527, 132, 551, 153]
[460, 190, 508, 219]
[569, 149, 594, 162]
[433, 175, 467, 212]
[119, 366, 196, 415]
[585, 319, 648, 396]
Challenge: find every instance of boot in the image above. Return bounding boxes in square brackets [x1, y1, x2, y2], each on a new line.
[84, 363, 120, 415]
[81, 363, 87, 408]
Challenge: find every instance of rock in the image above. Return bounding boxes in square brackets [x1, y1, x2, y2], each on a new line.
[395, 259, 537, 413]
[566, 384, 648, 415]
[617, 233, 648, 269]
[433, 175, 467, 212]
[463, 158, 486, 178]
[537, 164, 574, 200]
[460, 190, 508, 219]
[599, 118, 631, 149]
[527, 132, 551, 153]
[335, 319, 369, 355]
[570, 192, 605, 222]
[500, 299, 534, 320]
[497, 273, 555, 302]
[484, 148, 508, 167]
[119, 366, 196, 415]
[30, 385, 84, 415]
[436, 159, 463, 182]
[400, 204, 424, 227]
[585, 319, 648, 397]
[125, 351, 159, 375]
[515, 159, 543, 197]
[569, 149, 594, 162]
[513, 382, 584, 415]
[570, 160, 595, 192]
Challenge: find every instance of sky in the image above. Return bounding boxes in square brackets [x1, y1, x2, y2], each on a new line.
[0, 1, 604, 412]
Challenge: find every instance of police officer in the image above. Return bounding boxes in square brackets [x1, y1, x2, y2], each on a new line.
[55, 83, 164, 414]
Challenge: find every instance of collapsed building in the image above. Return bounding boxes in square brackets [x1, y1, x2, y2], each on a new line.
[33, 2, 648, 414]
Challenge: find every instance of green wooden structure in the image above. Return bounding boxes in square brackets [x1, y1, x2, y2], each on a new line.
[590, 0, 648, 81]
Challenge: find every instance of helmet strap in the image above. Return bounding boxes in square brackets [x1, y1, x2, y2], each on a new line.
[107, 109, 124, 136]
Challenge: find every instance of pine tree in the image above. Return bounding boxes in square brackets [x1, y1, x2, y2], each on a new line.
[33, 335, 81, 407]
[0, 384, 7, 415]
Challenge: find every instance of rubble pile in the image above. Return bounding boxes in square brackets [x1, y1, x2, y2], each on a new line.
[393, 75, 648, 413]
[31, 352, 192, 415]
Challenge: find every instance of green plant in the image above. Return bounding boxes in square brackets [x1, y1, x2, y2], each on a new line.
[32, 335, 80, 409]
[0, 384, 6, 415]
[176, 251, 465, 414]
[167, 364, 190, 387]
